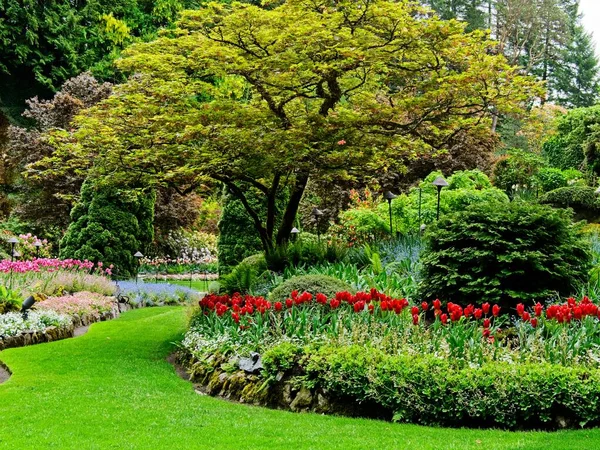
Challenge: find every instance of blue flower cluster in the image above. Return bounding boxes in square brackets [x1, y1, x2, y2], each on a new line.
[115, 281, 201, 306]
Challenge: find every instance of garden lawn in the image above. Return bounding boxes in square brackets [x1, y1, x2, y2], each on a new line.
[0, 308, 599, 450]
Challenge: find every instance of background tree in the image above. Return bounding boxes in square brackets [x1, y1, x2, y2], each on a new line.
[37, 0, 540, 255]
[553, 23, 600, 108]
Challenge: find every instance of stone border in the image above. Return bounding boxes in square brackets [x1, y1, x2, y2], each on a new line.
[0, 360, 10, 384]
[174, 351, 386, 419]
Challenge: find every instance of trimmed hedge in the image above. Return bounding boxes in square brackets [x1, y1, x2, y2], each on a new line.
[269, 275, 353, 303]
[263, 343, 600, 430]
[420, 201, 591, 309]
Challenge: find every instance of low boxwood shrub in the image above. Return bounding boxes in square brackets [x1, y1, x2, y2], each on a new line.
[541, 186, 600, 222]
[420, 201, 591, 309]
[264, 344, 600, 430]
[269, 275, 353, 303]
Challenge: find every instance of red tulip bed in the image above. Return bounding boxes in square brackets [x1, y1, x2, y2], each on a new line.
[183, 289, 600, 430]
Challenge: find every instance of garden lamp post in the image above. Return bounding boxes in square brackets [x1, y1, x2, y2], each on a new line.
[384, 191, 397, 237]
[290, 227, 300, 242]
[7, 237, 18, 262]
[432, 176, 449, 221]
[134, 251, 143, 285]
[33, 240, 42, 259]
[418, 187, 422, 229]
[312, 208, 324, 244]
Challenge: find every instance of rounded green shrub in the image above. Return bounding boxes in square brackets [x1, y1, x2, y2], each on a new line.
[269, 275, 353, 303]
[541, 186, 600, 222]
[420, 201, 591, 309]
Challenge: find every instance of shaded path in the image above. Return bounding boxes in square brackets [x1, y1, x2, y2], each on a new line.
[0, 307, 596, 450]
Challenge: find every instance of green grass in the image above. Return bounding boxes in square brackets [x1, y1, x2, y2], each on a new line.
[0, 307, 599, 449]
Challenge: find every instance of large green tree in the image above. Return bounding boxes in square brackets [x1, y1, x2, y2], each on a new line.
[37, 0, 539, 254]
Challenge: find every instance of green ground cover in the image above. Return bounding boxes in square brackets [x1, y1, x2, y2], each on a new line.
[0, 307, 599, 449]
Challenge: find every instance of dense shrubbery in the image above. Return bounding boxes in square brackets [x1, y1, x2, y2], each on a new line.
[269, 275, 353, 303]
[420, 202, 591, 309]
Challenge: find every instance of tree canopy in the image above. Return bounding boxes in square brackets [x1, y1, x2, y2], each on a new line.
[36, 0, 540, 253]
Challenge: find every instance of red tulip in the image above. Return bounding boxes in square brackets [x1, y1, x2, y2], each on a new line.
[516, 303, 525, 317]
[433, 299, 441, 310]
[473, 308, 483, 320]
[483, 318, 491, 329]
[274, 302, 283, 311]
[534, 302, 543, 317]
[232, 312, 240, 323]
[492, 305, 501, 317]
[285, 298, 293, 308]
[412, 314, 419, 325]
[483, 328, 490, 338]
[421, 301, 428, 311]
[440, 313, 448, 324]
[530, 317, 538, 328]
[522, 311, 531, 322]
[330, 299, 340, 309]
[411, 306, 420, 316]
[482, 302, 490, 315]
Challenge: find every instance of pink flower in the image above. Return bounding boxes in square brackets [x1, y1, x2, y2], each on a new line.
[337, 139, 346, 145]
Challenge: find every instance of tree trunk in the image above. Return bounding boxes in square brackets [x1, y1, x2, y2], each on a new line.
[275, 172, 310, 246]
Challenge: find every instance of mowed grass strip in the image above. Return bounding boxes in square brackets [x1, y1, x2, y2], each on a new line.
[0, 307, 598, 450]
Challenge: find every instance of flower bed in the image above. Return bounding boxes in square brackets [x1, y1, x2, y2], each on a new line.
[181, 290, 600, 429]
[36, 292, 118, 319]
[118, 281, 202, 307]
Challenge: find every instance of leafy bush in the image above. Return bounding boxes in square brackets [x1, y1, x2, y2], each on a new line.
[0, 310, 72, 337]
[269, 275, 353, 303]
[220, 255, 266, 294]
[336, 208, 390, 243]
[0, 286, 22, 314]
[420, 202, 591, 309]
[535, 167, 567, 192]
[60, 182, 155, 279]
[541, 186, 600, 222]
[542, 105, 600, 170]
[492, 148, 545, 192]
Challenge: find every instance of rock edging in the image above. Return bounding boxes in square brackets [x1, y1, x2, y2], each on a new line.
[176, 351, 386, 419]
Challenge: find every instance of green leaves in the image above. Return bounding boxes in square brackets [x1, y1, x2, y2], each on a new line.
[420, 201, 592, 308]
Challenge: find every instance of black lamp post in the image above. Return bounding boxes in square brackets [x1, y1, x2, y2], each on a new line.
[33, 240, 42, 259]
[432, 176, 449, 220]
[7, 237, 18, 262]
[134, 251, 143, 285]
[312, 208, 324, 244]
[384, 191, 397, 237]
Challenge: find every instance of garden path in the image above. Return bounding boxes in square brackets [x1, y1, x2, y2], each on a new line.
[0, 307, 598, 449]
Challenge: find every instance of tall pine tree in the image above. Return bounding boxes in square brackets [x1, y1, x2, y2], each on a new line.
[553, 22, 599, 107]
